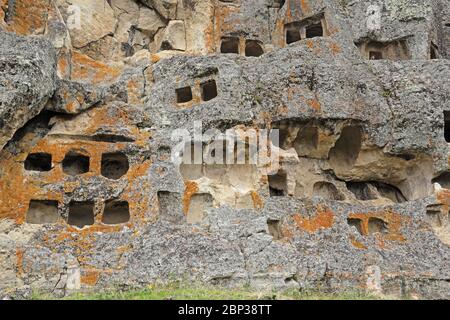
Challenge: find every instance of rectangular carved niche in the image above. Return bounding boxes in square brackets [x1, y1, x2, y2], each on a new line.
[26, 200, 59, 224]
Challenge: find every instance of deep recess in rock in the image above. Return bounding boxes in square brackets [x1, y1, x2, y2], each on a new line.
[102, 200, 130, 225]
[313, 181, 345, 201]
[329, 126, 362, 172]
[24, 152, 52, 171]
[373, 182, 407, 203]
[176, 86, 193, 104]
[368, 217, 388, 235]
[245, 40, 264, 57]
[101, 152, 129, 180]
[445, 111, 450, 142]
[347, 218, 364, 235]
[62, 152, 90, 176]
[285, 23, 301, 44]
[433, 172, 450, 189]
[269, 170, 288, 196]
[220, 37, 239, 54]
[200, 80, 218, 102]
[357, 40, 411, 60]
[67, 201, 95, 228]
[267, 219, 282, 240]
[26, 200, 59, 224]
[306, 23, 323, 38]
[346, 182, 377, 201]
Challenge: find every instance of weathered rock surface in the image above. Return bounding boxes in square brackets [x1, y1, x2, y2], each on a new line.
[0, 30, 56, 149]
[0, 0, 449, 300]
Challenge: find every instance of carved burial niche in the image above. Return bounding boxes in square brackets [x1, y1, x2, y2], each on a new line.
[101, 152, 129, 180]
[67, 201, 95, 228]
[62, 151, 90, 176]
[102, 200, 130, 225]
[176, 86, 193, 104]
[26, 200, 59, 224]
[220, 37, 240, 54]
[24, 153, 52, 171]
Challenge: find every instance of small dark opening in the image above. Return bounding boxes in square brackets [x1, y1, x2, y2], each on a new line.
[430, 43, 438, 59]
[273, 0, 286, 8]
[268, 171, 288, 196]
[373, 182, 407, 203]
[313, 181, 345, 201]
[68, 201, 95, 228]
[444, 111, 450, 142]
[102, 200, 130, 225]
[200, 80, 218, 102]
[306, 23, 323, 38]
[62, 152, 90, 176]
[369, 51, 383, 60]
[176, 86, 193, 104]
[220, 37, 240, 54]
[346, 182, 377, 201]
[347, 218, 363, 235]
[245, 40, 264, 57]
[24, 153, 52, 171]
[101, 152, 129, 180]
[26, 200, 59, 224]
[286, 28, 301, 44]
[267, 219, 282, 240]
[368, 217, 388, 234]
[160, 40, 173, 51]
[432, 171, 450, 190]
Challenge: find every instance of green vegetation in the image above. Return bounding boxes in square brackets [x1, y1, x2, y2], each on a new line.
[32, 282, 391, 300]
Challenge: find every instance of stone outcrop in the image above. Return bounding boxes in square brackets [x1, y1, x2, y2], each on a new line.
[0, 0, 449, 299]
[0, 30, 56, 149]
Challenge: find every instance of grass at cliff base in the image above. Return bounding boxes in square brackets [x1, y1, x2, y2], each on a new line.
[33, 283, 390, 300]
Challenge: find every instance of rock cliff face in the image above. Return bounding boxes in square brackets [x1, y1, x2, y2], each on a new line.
[0, 0, 449, 299]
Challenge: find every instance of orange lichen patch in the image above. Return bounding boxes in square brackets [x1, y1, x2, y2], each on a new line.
[251, 191, 264, 210]
[150, 54, 161, 63]
[276, 104, 289, 115]
[305, 40, 322, 55]
[80, 269, 100, 286]
[16, 248, 24, 276]
[0, 109, 151, 228]
[203, 14, 215, 53]
[348, 210, 407, 243]
[3, 0, 52, 35]
[127, 78, 142, 105]
[293, 205, 335, 233]
[300, 0, 311, 15]
[329, 42, 342, 55]
[307, 98, 321, 111]
[350, 235, 367, 250]
[57, 50, 71, 79]
[183, 181, 199, 215]
[70, 51, 121, 85]
[437, 189, 450, 210]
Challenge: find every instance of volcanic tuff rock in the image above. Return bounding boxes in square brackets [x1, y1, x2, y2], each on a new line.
[0, 30, 56, 149]
[0, 0, 449, 299]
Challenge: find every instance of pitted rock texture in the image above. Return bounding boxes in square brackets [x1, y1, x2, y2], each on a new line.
[0, 30, 56, 149]
[0, 0, 450, 299]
